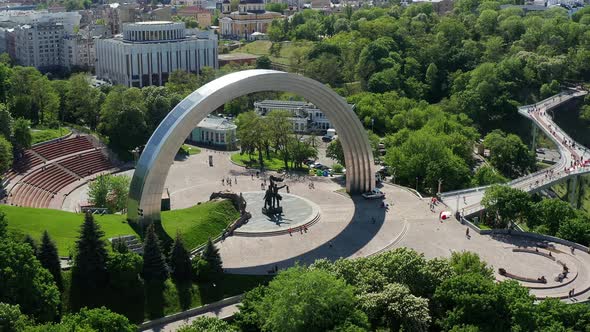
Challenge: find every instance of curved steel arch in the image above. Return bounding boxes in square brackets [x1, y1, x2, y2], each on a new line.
[128, 69, 374, 224]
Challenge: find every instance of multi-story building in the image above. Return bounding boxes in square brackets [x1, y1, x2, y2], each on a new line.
[63, 33, 97, 70]
[219, 0, 282, 40]
[11, 22, 65, 70]
[254, 100, 333, 133]
[95, 21, 218, 87]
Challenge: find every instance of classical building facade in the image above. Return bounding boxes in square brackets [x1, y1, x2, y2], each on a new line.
[188, 115, 237, 150]
[219, 0, 281, 40]
[254, 100, 333, 133]
[95, 21, 218, 87]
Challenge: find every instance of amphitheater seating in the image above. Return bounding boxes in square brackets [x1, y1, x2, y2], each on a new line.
[59, 150, 114, 177]
[24, 165, 77, 194]
[4, 135, 118, 209]
[10, 183, 53, 208]
[32, 136, 94, 161]
[3, 150, 44, 182]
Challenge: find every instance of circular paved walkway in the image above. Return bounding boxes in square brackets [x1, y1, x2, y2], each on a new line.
[63, 147, 590, 301]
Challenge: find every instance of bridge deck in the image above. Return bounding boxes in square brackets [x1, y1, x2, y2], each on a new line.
[441, 89, 590, 216]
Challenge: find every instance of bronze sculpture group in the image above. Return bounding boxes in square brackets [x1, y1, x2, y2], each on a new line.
[262, 175, 287, 215]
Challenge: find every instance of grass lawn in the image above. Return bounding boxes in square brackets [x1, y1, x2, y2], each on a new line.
[31, 127, 70, 145]
[182, 144, 201, 155]
[2, 200, 238, 255]
[231, 40, 315, 66]
[231, 151, 309, 172]
[161, 200, 239, 250]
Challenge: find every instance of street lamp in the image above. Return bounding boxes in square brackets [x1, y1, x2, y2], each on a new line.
[415, 176, 419, 191]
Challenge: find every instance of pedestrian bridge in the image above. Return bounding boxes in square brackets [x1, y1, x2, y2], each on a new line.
[440, 89, 590, 217]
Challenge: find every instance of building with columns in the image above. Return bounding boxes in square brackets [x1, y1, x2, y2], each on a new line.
[189, 115, 237, 150]
[95, 21, 217, 87]
[219, 0, 282, 40]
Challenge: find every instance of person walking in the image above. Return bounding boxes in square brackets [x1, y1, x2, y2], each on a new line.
[466, 228, 470, 239]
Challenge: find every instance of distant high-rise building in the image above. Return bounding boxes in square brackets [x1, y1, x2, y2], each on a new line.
[95, 21, 218, 87]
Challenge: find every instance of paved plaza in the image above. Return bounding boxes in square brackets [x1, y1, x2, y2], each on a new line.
[63, 147, 590, 301]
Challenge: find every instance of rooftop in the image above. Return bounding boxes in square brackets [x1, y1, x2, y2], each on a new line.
[197, 116, 237, 130]
[134, 21, 174, 25]
[255, 100, 316, 108]
[218, 53, 259, 61]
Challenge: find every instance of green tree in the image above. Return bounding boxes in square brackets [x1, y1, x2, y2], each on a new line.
[37, 231, 63, 291]
[540, 80, 560, 99]
[70, 212, 109, 310]
[0, 303, 29, 332]
[432, 273, 509, 331]
[255, 266, 369, 331]
[483, 130, 535, 178]
[471, 165, 507, 186]
[177, 316, 238, 332]
[255, 55, 272, 69]
[22, 234, 37, 256]
[65, 74, 103, 129]
[61, 307, 136, 332]
[143, 86, 174, 131]
[449, 251, 493, 279]
[0, 210, 7, 238]
[89, 175, 131, 213]
[142, 224, 169, 283]
[12, 118, 31, 151]
[31, 76, 59, 127]
[326, 138, 345, 166]
[169, 234, 192, 284]
[0, 103, 12, 139]
[98, 87, 148, 152]
[165, 70, 199, 96]
[7, 67, 42, 121]
[0, 239, 60, 322]
[556, 212, 590, 246]
[236, 111, 268, 168]
[529, 199, 575, 235]
[201, 238, 222, 274]
[481, 185, 532, 228]
[0, 135, 13, 174]
[107, 252, 145, 322]
[359, 283, 431, 331]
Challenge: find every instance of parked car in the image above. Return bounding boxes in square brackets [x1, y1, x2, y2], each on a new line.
[362, 189, 385, 199]
[322, 135, 333, 142]
[311, 162, 324, 169]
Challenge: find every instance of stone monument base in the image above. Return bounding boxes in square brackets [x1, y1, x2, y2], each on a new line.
[262, 206, 283, 215]
[234, 192, 320, 236]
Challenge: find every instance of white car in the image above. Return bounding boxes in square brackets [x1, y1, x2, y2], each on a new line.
[362, 189, 385, 199]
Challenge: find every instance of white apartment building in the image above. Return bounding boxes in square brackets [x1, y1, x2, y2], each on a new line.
[11, 22, 65, 69]
[63, 33, 97, 70]
[254, 100, 333, 133]
[95, 21, 218, 87]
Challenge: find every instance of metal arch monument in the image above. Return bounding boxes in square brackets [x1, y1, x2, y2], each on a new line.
[127, 69, 374, 225]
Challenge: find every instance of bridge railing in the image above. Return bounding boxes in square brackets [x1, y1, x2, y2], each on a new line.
[442, 89, 588, 201]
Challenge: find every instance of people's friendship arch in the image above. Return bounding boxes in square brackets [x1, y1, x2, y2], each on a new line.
[128, 69, 374, 225]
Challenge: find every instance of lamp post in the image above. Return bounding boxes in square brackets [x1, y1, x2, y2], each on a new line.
[415, 176, 418, 191]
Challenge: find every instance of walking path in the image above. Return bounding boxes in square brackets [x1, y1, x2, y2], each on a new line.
[441, 89, 590, 216]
